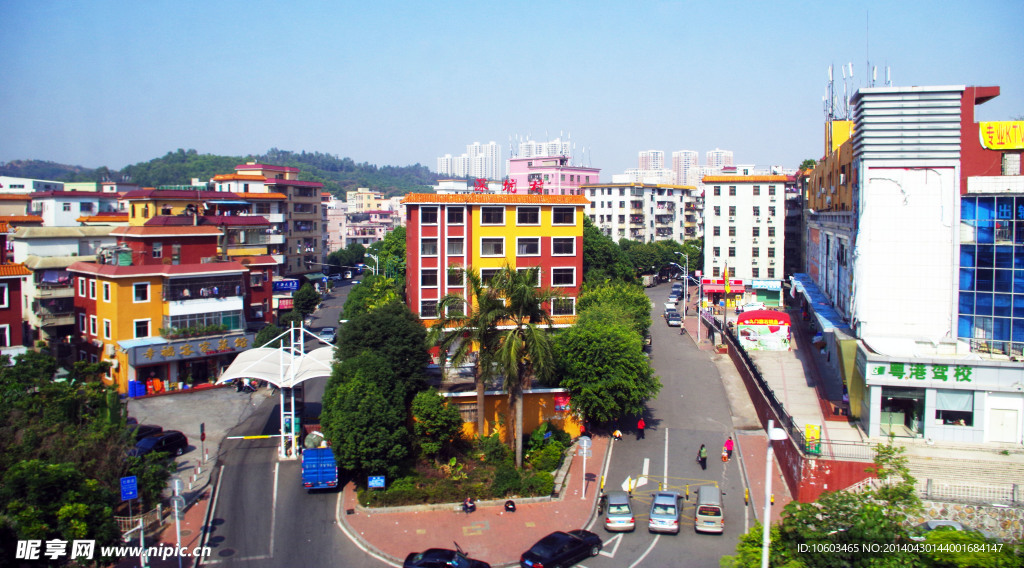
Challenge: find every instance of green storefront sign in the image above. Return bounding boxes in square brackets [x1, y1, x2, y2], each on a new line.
[869, 362, 973, 383]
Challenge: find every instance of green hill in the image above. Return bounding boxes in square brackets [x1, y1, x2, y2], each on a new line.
[0, 148, 441, 198]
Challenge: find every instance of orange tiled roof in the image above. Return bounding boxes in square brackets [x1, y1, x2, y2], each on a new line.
[0, 215, 43, 223]
[0, 221, 10, 233]
[111, 225, 222, 236]
[212, 174, 267, 182]
[0, 263, 33, 277]
[77, 213, 129, 223]
[401, 193, 590, 205]
[232, 192, 287, 200]
[702, 175, 789, 182]
[0, 194, 32, 201]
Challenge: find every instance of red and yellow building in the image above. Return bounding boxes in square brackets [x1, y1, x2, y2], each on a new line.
[401, 193, 588, 327]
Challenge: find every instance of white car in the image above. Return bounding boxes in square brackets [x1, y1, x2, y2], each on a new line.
[317, 327, 337, 344]
[737, 302, 767, 313]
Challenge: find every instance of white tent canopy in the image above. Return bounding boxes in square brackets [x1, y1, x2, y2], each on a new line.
[216, 346, 335, 388]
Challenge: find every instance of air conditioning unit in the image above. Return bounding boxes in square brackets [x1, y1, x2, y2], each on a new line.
[752, 258, 759, 264]
[770, 239, 776, 244]
[106, 344, 116, 357]
[755, 218, 761, 223]
[109, 359, 119, 370]
[729, 217, 735, 222]
[769, 259, 776, 265]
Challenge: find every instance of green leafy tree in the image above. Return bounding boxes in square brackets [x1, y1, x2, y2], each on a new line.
[255, 324, 286, 348]
[320, 372, 409, 479]
[921, 528, 1023, 567]
[577, 281, 651, 337]
[554, 319, 660, 424]
[278, 309, 303, 328]
[411, 388, 464, 460]
[582, 217, 633, 283]
[428, 268, 505, 435]
[488, 267, 558, 468]
[293, 283, 321, 317]
[367, 226, 407, 279]
[0, 460, 121, 565]
[326, 242, 366, 272]
[800, 158, 818, 171]
[341, 273, 402, 318]
[620, 240, 662, 275]
[336, 300, 429, 395]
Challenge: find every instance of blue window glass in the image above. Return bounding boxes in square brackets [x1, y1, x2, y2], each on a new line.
[959, 268, 975, 290]
[977, 221, 995, 244]
[961, 197, 977, 220]
[1016, 246, 1024, 270]
[975, 293, 993, 315]
[1014, 318, 1024, 342]
[976, 269, 994, 292]
[997, 197, 1014, 219]
[995, 269, 1014, 293]
[1017, 197, 1024, 220]
[996, 246, 1014, 268]
[1014, 294, 1024, 317]
[1016, 269, 1024, 294]
[993, 317, 1011, 341]
[977, 197, 995, 219]
[977, 245, 995, 268]
[958, 291, 974, 314]
[1016, 221, 1024, 244]
[960, 245, 976, 268]
[993, 293, 1012, 317]
[958, 315, 973, 338]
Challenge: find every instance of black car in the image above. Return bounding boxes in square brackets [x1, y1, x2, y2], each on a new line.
[520, 530, 602, 568]
[127, 423, 163, 442]
[404, 544, 490, 568]
[128, 430, 189, 457]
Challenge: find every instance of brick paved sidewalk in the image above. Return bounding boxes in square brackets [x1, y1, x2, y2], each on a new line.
[112, 489, 212, 568]
[339, 435, 609, 566]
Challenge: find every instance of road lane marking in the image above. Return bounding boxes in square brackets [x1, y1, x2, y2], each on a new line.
[663, 427, 669, 488]
[599, 533, 623, 557]
[636, 458, 650, 488]
[270, 461, 278, 556]
[197, 465, 224, 566]
[628, 534, 660, 568]
[334, 488, 402, 567]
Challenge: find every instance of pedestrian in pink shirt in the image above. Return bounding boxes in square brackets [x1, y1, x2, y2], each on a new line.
[724, 436, 734, 461]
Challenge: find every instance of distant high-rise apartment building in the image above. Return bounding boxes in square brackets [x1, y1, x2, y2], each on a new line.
[437, 141, 501, 180]
[517, 138, 571, 159]
[672, 150, 700, 186]
[706, 148, 734, 168]
[638, 150, 665, 171]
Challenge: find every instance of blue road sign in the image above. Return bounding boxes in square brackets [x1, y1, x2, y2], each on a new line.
[368, 475, 385, 489]
[120, 476, 139, 501]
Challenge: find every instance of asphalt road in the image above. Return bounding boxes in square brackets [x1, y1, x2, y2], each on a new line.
[577, 283, 749, 568]
[201, 281, 388, 568]
[201, 280, 753, 567]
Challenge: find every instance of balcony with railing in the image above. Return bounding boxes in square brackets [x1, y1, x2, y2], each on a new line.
[33, 281, 75, 298]
[35, 298, 75, 326]
[163, 275, 245, 302]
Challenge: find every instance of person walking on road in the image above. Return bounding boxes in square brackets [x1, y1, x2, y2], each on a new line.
[697, 444, 707, 470]
[724, 436, 734, 461]
[637, 417, 646, 440]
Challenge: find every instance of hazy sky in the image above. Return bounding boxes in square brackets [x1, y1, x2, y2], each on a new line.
[2, 1, 1022, 178]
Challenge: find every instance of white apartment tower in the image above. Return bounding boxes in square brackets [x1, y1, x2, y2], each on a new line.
[518, 138, 571, 158]
[672, 150, 700, 186]
[437, 141, 500, 179]
[706, 148, 734, 169]
[638, 150, 665, 171]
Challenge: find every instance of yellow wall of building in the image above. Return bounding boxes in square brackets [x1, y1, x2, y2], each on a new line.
[469, 204, 584, 269]
[95, 276, 165, 391]
[446, 390, 582, 441]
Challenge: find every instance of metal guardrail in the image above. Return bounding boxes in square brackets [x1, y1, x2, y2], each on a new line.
[920, 480, 1021, 505]
[115, 504, 163, 534]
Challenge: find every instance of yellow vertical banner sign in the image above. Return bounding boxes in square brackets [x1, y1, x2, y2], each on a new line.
[723, 265, 730, 294]
[804, 423, 821, 455]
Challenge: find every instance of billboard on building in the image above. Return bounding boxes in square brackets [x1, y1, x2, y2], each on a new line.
[736, 310, 791, 351]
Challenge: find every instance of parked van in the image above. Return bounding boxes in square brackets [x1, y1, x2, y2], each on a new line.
[694, 485, 724, 533]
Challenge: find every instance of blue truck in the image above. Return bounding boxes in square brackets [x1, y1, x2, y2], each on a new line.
[301, 447, 338, 490]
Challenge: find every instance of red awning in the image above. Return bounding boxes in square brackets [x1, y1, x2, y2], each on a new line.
[704, 285, 737, 293]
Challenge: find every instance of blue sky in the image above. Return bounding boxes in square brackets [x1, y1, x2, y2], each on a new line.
[1, 1, 1022, 177]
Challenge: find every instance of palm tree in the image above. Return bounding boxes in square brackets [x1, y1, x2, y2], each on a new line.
[427, 268, 505, 436]
[489, 266, 558, 469]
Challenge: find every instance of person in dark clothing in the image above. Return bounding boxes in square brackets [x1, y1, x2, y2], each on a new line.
[698, 444, 708, 470]
[637, 417, 646, 439]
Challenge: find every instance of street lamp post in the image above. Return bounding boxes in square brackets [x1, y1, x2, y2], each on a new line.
[762, 420, 789, 568]
[365, 253, 380, 277]
[674, 252, 690, 309]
